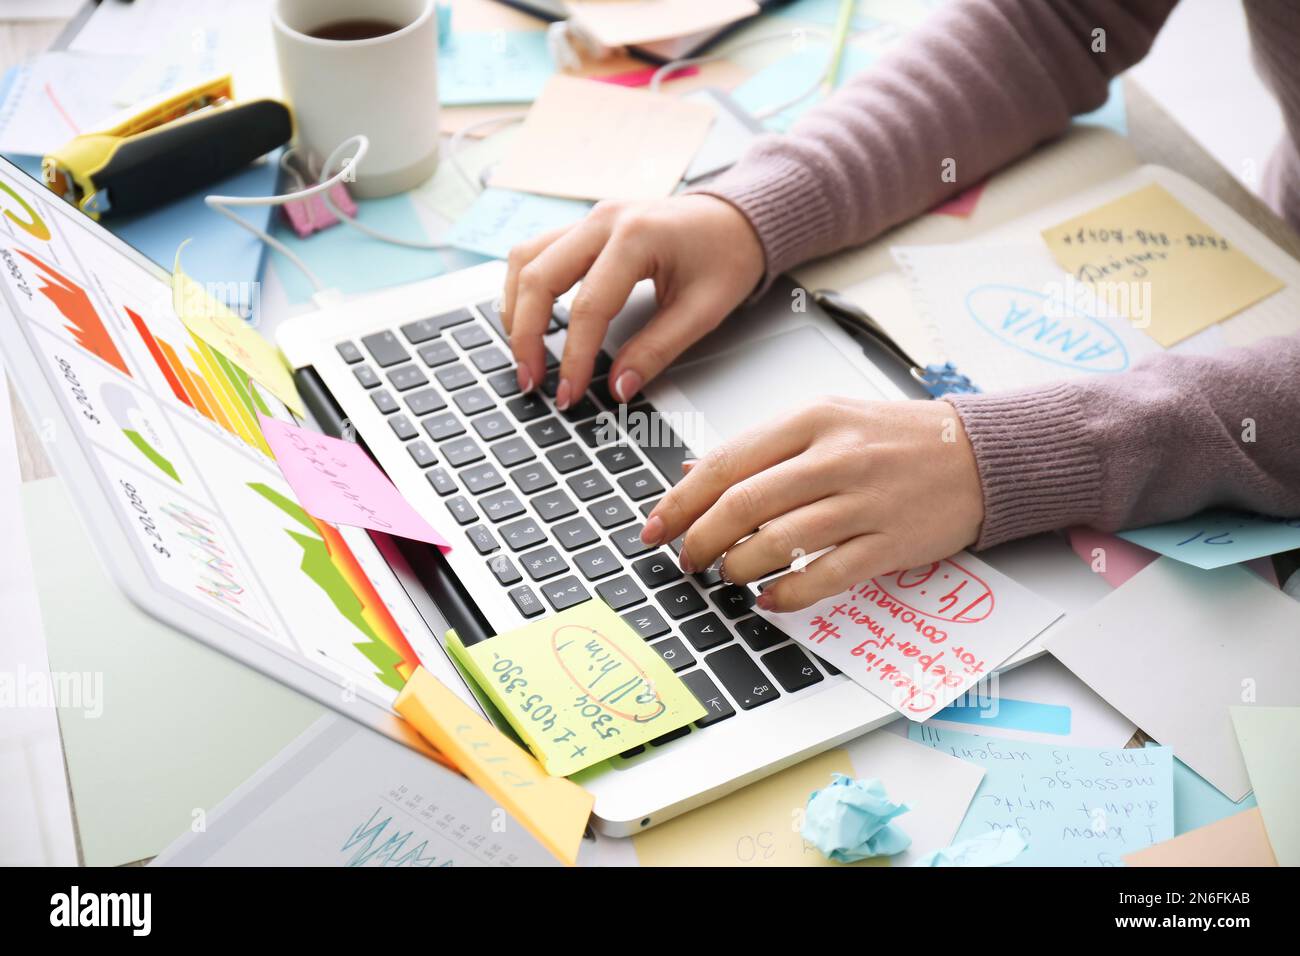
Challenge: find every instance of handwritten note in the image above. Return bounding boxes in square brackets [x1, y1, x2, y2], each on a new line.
[259, 415, 450, 550]
[911, 726, 1174, 867]
[439, 30, 554, 105]
[394, 667, 594, 865]
[1041, 183, 1283, 347]
[1118, 509, 1300, 570]
[760, 552, 1061, 720]
[442, 188, 591, 260]
[446, 602, 705, 776]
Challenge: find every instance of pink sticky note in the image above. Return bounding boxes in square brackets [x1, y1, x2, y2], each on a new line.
[260, 414, 451, 551]
[1067, 526, 1277, 588]
[931, 181, 986, 219]
[593, 64, 699, 88]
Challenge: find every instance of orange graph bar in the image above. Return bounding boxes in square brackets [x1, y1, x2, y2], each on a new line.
[154, 338, 207, 415]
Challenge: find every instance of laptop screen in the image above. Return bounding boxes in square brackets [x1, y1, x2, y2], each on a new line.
[0, 160, 428, 708]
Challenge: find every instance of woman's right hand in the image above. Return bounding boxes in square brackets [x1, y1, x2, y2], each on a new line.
[501, 193, 766, 410]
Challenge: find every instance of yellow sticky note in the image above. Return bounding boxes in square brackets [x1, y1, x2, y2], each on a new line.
[394, 667, 594, 866]
[447, 602, 706, 777]
[1041, 183, 1283, 347]
[171, 243, 305, 416]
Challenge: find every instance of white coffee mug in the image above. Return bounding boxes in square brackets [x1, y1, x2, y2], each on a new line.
[272, 0, 440, 198]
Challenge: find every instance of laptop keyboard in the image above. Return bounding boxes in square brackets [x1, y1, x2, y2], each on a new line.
[337, 300, 838, 755]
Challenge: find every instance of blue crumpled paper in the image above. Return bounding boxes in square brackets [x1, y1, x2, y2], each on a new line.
[911, 829, 1028, 867]
[801, 774, 911, 863]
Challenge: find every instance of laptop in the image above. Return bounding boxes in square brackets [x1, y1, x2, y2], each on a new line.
[0, 154, 909, 835]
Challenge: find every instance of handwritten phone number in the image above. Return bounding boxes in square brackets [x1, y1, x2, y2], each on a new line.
[1056, 228, 1228, 251]
[490, 652, 620, 740]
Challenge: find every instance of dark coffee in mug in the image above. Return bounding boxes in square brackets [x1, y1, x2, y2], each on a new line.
[307, 18, 404, 41]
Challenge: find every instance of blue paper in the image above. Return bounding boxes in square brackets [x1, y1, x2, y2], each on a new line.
[439, 31, 554, 106]
[912, 828, 1028, 867]
[1118, 509, 1300, 570]
[910, 725, 1174, 867]
[1143, 742, 1258, 835]
[732, 44, 879, 132]
[1075, 76, 1128, 136]
[801, 773, 911, 863]
[268, 193, 489, 304]
[443, 188, 590, 261]
[932, 696, 1072, 736]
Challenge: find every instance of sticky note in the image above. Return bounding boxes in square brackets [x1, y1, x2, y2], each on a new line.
[732, 43, 878, 132]
[394, 667, 594, 866]
[1040, 183, 1283, 347]
[490, 75, 716, 201]
[259, 415, 451, 550]
[565, 0, 759, 47]
[439, 30, 554, 105]
[1124, 807, 1277, 867]
[442, 188, 591, 260]
[1143, 742, 1256, 836]
[171, 244, 304, 416]
[758, 552, 1061, 720]
[446, 602, 705, 777]
[1230, 706, 1300, 867]
[1118, 509, 1300, 570]
[911, 726, 1175, 867]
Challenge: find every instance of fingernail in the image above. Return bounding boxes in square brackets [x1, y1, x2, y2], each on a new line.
[756, 591, 776, 611]
[641, 515, 664, 546]
[681, 459, 697, 473]
[679, 550, 697, 574]
[556, 379, 571, 411]
[516, 366, 533, 393]
[614, 369, 642, 403]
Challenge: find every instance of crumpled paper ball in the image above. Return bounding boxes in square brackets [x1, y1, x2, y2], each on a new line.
[801, 774, 911, 863]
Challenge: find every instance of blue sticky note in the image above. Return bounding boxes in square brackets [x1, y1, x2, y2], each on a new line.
[439, 31, 554, 106]
[1144, 742, 1257, 835]
[910, 725, 1174, 867]
[932, 696, 1072, 736]
[732, 43, 879, 132]
[443, 188, 590, 261]
[1075, 76, 1128, 136]
[1118, 509, 1300, 570]
[269, 193, 489, 304]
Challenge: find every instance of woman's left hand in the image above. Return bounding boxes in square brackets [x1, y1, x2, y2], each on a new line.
[640, 398, 985, 612]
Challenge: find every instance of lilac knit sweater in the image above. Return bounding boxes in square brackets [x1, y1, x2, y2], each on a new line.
[701, 0, 1300, 549]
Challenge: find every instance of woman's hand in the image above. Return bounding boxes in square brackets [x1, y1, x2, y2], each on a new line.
[501, 194, 765, 410]
[641, 398, 985, 613]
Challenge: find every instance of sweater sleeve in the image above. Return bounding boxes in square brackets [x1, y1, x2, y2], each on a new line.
[696, 0, 1178, 281]
[948, 333, 1300, 549]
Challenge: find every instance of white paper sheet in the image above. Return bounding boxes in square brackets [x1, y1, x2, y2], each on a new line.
[0, 52, 137, 155]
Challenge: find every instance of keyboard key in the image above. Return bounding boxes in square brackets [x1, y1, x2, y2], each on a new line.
[460, 463, 504, 495]
[525, 418, 567, 448]
[618, 468, 664, 501]
[657, 582, 707, 619]
[553, 516, 599, 551]
[639, 499, 659, 517]
[509, 585, 545, 617]
[404, 387, 446, 416]
[426, 467, 457, 496]
[386, 364, 429, 392]
[649, 725, 691, 747]
[474, 411, 518, 442]
[445, 496, 476, 525]
[407, 440, 438, 468]
[632, 551, 684, 589]
[595, 445, 640, 474]
[491, 436, 534, 467]
[712, 584, 756, 619]
[452, 324, 492, 350]
[476, 298, 507, 339]
[737, 616, 788, 652]
[422, 412, 465, 442]
[561, 395, 600, 422]
[610, 524, 653, 558]
[761, 645, 824, 693]
[466, 525, 498, 555]
[488, 554, 522, 586]
[388, 414, 418, 441]
[502, 518, 547, 552]
[401, 308, 473, 344]
[705, 645, 780, 710]
[479, 489, 524, 522]
[546, 442, 590, 474]
[541, 368, 560, 397]
[335, 341, 364, 364]
[353, 364, 381, 389]
[510, 462, 556, 494]
[544, 347, 560, 368]
[651, 636, 695, 673]
[592, 351, 614, 376]
[541, 575, 590, 611]
[454, 386, 495, 416]
[521, 545, 567, 581]
[566, 469, 612, 502]
[370, 389, 399, 414]
[574, 546, 620, 581]
[589, 376, 617, 408]
[532, 488, 577, 522]
[506, 393, 548, 422]
[435, 363, 475, 391]
[417, 340, 457, 367]
[573, 416, 618, 447]
[361, 330, 408, 367]
[443, 437, 484, 467]
[486, 369, 520, 397]
[589, 496, 635, 529]
[694, 567, 724, 588]
[596, 575, 645, 611]
[680, 612, 731, 652]
[621, 605, 671, 640]
[629, 403, 693, 485]
[680, 670, 735, 727]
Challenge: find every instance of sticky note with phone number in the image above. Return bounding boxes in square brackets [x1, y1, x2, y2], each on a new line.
[446, 602, 706, 776]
